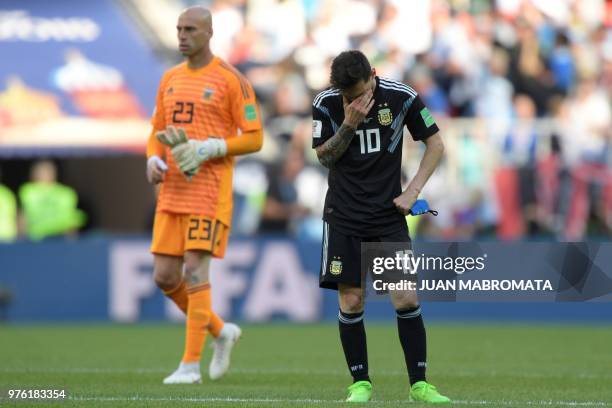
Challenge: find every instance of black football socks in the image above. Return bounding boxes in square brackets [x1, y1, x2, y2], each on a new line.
[338, 310, 370, 383]
[396, 306, 427, 385]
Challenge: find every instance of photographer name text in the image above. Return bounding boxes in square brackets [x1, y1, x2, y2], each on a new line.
[373, 279, 554, 292]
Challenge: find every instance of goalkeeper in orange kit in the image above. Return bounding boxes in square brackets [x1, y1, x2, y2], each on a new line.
[145, 5, 263, 384]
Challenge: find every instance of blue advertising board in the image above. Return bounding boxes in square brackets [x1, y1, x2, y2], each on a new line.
[0, 236, 610, 323]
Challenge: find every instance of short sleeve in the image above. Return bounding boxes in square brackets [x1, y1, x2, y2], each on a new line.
[312, 105, 335, 148]
[229, 74, 263, 133]
[404, 95, 439, 141]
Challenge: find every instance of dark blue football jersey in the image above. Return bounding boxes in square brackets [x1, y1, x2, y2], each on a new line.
[312, 77, 439, 236]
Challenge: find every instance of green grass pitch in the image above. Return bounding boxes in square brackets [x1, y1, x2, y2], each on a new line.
[0, 323, 610, 407]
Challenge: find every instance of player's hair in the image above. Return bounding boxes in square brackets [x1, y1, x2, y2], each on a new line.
[330, 50, 372, 91]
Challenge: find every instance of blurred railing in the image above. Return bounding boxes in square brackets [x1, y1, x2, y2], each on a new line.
[236, 117, 610, 241]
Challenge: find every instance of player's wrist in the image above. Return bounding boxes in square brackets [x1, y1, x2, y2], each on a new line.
[341, 121, 357, 131]
[191, 138, 227, 163]
[207, 138, 227, 158]
[404, 185, 421, 196]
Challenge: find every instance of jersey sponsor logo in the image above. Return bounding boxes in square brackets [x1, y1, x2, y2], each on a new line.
[363, 117, 373, 123]
[203, 88, 214, 100]
[420, 107, 435, 128]
[377, 107, 392, 126]
[312, 120, 322, 138]
[330, 258, 342, 275]
[244, 104, 257, 121]
[166, 87, 174, 95]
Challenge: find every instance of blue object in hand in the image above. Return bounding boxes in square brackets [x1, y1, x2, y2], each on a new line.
[408, 199, 438, 216]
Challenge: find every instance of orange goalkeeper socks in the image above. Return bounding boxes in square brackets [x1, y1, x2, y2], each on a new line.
[182, 283, 212, 363]
[163, 279, 225, 338]
[163, 279, 188, 314]
[208, 311, 225, 338]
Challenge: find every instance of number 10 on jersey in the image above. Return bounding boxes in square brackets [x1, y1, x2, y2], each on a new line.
[357, 129, 380, 154]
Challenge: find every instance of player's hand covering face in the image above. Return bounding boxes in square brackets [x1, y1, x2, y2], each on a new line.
[342, 88, 375, 129]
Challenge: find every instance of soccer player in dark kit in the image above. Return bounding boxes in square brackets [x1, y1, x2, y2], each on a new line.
[312, 50, 450, 403]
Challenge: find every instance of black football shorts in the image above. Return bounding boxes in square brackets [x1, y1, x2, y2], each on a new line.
[319, 221, 412, 290]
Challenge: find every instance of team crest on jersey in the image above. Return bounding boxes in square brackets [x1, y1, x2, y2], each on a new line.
[377, 107, 393, 126]
[330, 258, 343, 275]
[203, 88, 214, 100]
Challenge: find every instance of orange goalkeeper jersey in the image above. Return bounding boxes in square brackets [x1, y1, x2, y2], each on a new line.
[149, 57, 262, 226]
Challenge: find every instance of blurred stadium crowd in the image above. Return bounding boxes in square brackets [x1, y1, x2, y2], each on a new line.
[196, 0, 611, 241]
[1, 0, 611, 242]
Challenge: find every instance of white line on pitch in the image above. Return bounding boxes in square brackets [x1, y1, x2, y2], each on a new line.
[65, 396, 611, 406]
[1, 366, 610, 380]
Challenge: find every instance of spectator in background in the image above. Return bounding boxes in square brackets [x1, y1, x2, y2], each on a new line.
[508, 21, 559, 117]
[409, 64, 449, 116]
[565, 76, 611, 165]
[562, 75, 612, 238]
[0, 168, 17, 242]
[549, 32, 575, 94]
[502, 94, 539, 235]
[259, 146, 310, 234]
[476, 47, 514, 126]
[18, 160, 86, 241]
[149, 0, 610, 241]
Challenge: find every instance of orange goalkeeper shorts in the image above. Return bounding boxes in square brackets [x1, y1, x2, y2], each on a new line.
[151, 212, 230, 258]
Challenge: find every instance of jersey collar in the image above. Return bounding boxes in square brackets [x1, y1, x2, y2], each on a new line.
[373, 76, 382, 99]
[183, 56, 220, 75]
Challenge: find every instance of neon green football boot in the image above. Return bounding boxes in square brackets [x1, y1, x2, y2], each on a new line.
[346, 380, 372, 403]
[409, 381, 451, 403]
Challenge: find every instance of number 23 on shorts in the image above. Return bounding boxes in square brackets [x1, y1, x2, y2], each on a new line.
[186, 216, 222, 252]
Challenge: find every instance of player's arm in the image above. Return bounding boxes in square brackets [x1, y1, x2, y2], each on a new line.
[315, 123, 356, 169]
[393, 133, 444, 214]
[393, 97, 444, 215]
[146, 128, 168, 184]
[223, 74, 263, 157]
[225, 129, 263, 155]
[146, 75, 169, 184]
[156, 127, 262, 182]
[315, 89, 374, 168]
[159, 71, 264, 175]
[406, 133, 444, 194]
[159, 122, 263, 178]
[165, 127, 263, 175]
